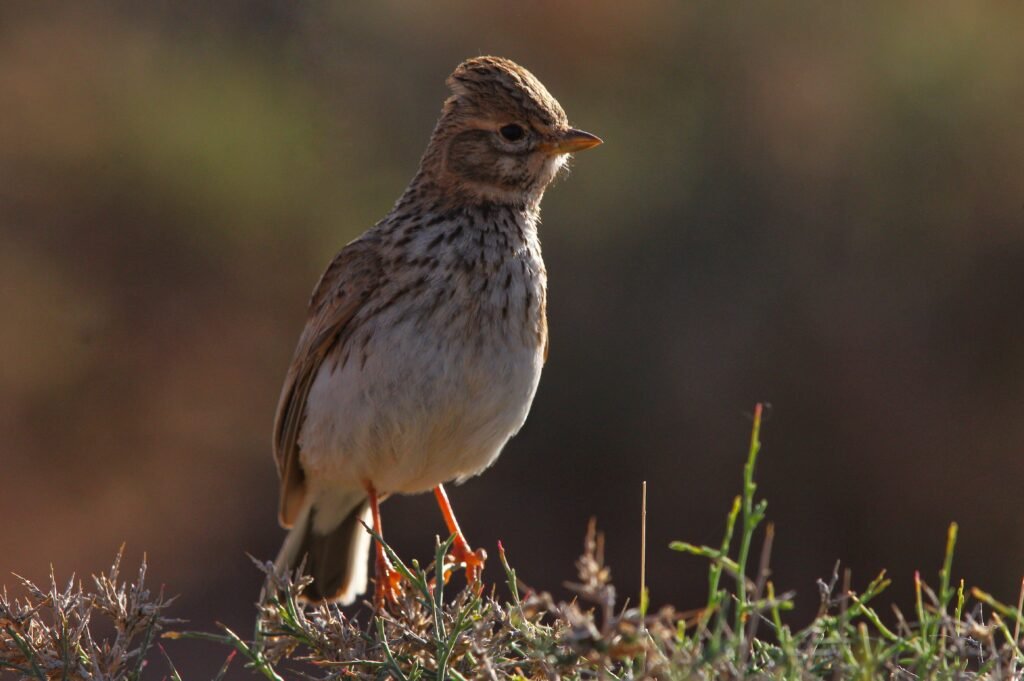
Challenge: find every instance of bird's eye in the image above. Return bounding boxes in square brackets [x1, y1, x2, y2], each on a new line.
[499, 124, 525, 141]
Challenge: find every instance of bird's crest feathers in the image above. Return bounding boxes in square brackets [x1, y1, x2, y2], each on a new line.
[444, 56, 568, 129]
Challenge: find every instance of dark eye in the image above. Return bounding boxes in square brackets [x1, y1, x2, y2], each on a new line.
[499, 124, 525, 141]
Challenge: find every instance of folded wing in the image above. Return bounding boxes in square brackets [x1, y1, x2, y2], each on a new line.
[272, 239, 384, 526]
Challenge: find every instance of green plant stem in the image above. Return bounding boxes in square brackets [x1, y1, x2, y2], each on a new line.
[734, 402, 765, 653]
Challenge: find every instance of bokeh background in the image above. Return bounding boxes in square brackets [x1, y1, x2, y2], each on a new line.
[3, 1, 1024, 675]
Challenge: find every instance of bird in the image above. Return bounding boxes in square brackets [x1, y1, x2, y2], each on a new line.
[272, 56, 602, 606]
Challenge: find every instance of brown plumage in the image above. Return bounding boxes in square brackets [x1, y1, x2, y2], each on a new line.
[272, 56, 601, 606]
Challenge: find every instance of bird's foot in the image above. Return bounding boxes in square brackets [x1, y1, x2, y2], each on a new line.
[445, 536, 487, 586]
[373, 551, 403, 610]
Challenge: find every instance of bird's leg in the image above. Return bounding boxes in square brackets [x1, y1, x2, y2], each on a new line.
[364, 481, 402, 608]
[433, 484, 487, 585]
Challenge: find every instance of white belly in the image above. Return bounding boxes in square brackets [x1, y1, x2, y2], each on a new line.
[298, 309, 543, 495]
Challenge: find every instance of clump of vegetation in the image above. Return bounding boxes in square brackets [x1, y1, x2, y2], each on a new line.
[0, 552, 175, 680]
[5, 404, 1024, 679]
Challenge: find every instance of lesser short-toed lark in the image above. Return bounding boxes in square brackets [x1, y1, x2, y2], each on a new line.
[273, 56, 601, 606]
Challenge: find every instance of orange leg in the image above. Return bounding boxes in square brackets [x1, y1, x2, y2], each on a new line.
[433, 485, 487, 584]
[364, 481, 402, 608]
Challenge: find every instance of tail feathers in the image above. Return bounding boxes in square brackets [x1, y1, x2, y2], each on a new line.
[274, 493, 372, 605]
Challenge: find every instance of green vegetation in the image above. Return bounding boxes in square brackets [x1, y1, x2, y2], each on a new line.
[4, 406, 1023, 679]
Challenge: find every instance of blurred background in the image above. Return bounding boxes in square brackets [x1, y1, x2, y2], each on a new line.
[3, 1, 1024, 675]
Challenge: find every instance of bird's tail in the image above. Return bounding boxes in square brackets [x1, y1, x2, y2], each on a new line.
[274, 490, 372, 604]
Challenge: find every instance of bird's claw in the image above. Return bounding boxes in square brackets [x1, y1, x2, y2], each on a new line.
[445, 541, 487, 586]
[373, 552, 404, 610]
[373, 565, 403, 610]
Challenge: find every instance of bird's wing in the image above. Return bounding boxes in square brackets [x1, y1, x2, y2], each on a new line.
[273, 238, 383, 527]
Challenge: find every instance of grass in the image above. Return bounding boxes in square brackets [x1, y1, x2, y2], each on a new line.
[4, 403, 1024, 679]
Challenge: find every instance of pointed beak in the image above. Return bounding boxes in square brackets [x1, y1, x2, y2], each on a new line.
[540, 128, 603, 155]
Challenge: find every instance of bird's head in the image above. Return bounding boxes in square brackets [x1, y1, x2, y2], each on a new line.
[421, 56, 602, 208]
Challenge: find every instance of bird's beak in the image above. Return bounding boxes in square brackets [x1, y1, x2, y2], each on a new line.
[540, 128, 603, 155]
